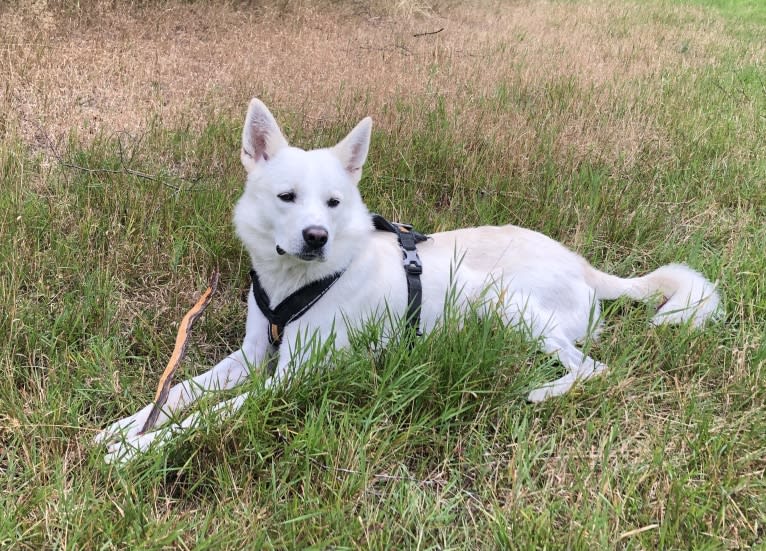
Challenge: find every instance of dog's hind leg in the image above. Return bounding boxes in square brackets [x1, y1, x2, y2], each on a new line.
[527, 333, 607, 402]
[494, 282, 607, 402]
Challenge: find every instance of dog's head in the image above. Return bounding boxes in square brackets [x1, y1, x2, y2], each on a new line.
[234, 98, 373, 270]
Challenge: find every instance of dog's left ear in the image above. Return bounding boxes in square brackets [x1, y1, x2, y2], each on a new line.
[332, 117, 372, 182]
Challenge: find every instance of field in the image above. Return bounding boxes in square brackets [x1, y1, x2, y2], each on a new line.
[1, 0, 765, 548]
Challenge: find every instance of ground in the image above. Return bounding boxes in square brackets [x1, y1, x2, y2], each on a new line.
[1, 0, 764, 548]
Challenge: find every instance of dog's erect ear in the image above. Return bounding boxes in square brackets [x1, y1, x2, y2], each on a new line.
[241, 98, 289, 173]
[332, 117, 372, 180]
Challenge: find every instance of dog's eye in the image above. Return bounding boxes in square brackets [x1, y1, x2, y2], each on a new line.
[277, 192, 296, 203]
[327, 198, 340, 208]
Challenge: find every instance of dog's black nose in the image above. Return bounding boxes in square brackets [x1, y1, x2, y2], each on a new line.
[302, 226, 328, 249]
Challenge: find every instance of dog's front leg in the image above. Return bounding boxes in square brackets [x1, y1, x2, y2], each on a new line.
[95, 293, 271, 447]
[102, 344, 297, 463]
[102, 323, 341, 463]
[103, 390, 253, 464]
[94, 344, 266, 446]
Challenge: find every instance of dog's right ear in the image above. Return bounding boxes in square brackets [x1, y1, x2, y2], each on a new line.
[241, 98, 288, 173]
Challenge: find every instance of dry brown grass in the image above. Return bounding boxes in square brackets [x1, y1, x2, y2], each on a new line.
[0, 0, 753, 171]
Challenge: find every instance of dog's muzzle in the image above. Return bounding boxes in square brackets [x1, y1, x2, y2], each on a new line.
[296, 225, 328, 260]
[276, 226, 329, 261]
[302, 225, 328, 250]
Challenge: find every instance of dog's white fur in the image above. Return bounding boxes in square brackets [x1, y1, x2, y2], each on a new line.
[96, 99, 721, 463]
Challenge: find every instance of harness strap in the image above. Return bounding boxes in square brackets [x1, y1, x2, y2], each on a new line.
[371, 213, 427, 335]
[250, 268, 344, 347]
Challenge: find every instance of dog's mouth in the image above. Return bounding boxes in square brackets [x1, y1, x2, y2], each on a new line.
[297, 252, 325, 261]
[275, 244, 325, 262]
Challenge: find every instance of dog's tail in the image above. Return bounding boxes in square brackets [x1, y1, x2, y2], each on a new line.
[585, 263, 722, 327]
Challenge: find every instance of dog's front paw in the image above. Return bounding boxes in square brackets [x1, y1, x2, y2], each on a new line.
[527, 377, 577, 403]
[527, 385, 557, 403]
[93, 403, 154, 446]
[103, 428, 168, 464]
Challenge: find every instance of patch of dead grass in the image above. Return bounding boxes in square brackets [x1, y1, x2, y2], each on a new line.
[0, 0, 756, 173]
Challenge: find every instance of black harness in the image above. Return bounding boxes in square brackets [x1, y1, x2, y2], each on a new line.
[370, 214, 428, 335]
[250, 214, 427, 347]
[250, 268, 344, 347]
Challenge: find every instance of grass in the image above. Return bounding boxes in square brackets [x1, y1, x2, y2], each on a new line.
[1, 0, 765, 548]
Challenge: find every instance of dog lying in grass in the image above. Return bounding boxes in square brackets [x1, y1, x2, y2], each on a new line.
[95, 98, 721, 463]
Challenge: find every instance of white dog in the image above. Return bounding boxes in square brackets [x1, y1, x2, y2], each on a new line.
[95, 98, 721, 463]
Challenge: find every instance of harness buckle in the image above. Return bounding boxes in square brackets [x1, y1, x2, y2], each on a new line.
[403, 249, 423, 275]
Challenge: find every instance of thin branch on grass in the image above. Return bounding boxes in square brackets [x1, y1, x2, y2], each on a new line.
[60, 161, 160, 183]
[413, 28, 444, 38]
[60, 158, 201, 192]
[22, 107, 192, 190]
[51, 128, 209, 192]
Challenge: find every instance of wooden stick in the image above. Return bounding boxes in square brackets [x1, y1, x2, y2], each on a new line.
[140, 269, 220, 434]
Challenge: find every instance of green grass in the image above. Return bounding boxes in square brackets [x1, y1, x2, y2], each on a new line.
[674, 0, 766, 25]
[2, 1, 766, 549]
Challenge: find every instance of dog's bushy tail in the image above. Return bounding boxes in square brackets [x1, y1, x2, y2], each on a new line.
[586, 263, 722, 327]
